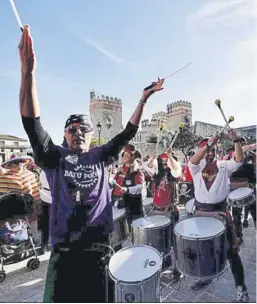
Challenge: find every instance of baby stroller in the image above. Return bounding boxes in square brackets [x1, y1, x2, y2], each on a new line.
[0, 192, 40, 283]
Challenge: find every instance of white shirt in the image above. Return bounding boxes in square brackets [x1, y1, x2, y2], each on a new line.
[188, 158, 242, 204]
[144, 158, 182, 178]
[39, 171, 52, 204]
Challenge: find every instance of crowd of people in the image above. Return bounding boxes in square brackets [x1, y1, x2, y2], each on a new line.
[0, 24, 256, 303]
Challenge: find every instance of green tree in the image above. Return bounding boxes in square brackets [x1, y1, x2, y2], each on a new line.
[90, 137, 106, 148]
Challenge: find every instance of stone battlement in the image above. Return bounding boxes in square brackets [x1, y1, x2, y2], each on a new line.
[90, 90, 122, 105]
[152, 111, 167, 119]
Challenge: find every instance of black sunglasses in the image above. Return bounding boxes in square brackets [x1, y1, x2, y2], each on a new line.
[66, 125, 92, 136]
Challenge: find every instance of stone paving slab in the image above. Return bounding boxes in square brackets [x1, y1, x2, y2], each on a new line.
[0, 213, 255, 303]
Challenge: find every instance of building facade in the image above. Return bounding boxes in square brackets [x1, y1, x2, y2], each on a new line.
[234, 125, 256, 141]
[0, 135, 30, 164]
[140, 100, 192, 142]
[89, 90, 123, 141]
[193, 121, 224, 138]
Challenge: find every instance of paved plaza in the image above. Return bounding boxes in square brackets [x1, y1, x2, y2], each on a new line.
[0, 209, 256, 303]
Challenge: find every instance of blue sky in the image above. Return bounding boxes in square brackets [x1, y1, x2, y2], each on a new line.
[0, 0, 256, 143]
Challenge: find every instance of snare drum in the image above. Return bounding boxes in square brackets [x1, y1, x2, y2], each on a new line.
[185, 199, 195, 216]
[110, 207, 129, 247]
[131, 215, 172, 257]
[142, 197, 154, 216]
[108, 244, 162, 303]
[174, 217, 227, 280]
[227, 187, 254, 208]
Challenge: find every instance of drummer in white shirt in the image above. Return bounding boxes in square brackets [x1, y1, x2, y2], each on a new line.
[188, 132, 249, 303]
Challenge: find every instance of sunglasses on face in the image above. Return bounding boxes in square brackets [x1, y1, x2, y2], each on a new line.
[66, 125, 91, 136]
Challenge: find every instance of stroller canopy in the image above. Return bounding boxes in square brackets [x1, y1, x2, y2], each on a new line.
[0, 192, 35, 221]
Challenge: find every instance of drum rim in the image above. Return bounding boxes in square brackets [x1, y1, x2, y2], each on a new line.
[108, 266, 161, 285]
[131, 215, 171, 229]
[108, 244, 162, 282]
[228, 187, 254, 200]
[174, 216, 226, 240]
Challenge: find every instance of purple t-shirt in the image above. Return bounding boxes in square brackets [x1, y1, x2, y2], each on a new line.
[21, 117, 138, 246]
[45, 146, 114, 245]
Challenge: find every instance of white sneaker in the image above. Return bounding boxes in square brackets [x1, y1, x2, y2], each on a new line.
[236, 286, 249, 303]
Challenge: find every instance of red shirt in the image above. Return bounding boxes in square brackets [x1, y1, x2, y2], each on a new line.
[113, 166, 143, 196]
[182, 164, 193, 182]
[152, 174, 173, 208]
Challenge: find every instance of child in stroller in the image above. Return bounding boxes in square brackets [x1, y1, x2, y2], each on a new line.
[0, 192, 40, 283]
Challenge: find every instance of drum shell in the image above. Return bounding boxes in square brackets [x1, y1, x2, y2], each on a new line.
[227, 188, 254, 208]
[131, 219, 172, 256]
[174, 224, 227, 279]
[108, 245, 161, 303]
[112, 272, 160, 303]
[110, 212, 129, 247]
[142, 198, 154, 216]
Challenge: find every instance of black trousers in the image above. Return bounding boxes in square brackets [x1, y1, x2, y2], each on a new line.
[43, 245, 114, 303]
[232, 207, 243, 239]
[232, 202, 256, 238]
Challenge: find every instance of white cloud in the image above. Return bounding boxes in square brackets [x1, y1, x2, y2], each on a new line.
[188, 0, 257, 31]
[189, 37, 257, 127]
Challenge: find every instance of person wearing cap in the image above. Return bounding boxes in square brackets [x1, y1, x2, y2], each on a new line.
[188, 132, 249, 302]
[18, 25, 164, 303]
[111, 144, 145, 237]
[0, 155, 42, 245]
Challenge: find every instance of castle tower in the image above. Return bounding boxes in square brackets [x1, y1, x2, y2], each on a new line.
[89, 90, 122, 141]
[166, 101, 192, 130]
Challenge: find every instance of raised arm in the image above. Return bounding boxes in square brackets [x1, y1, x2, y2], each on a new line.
[100, 78, 164, 162]
[19, 25, 59, 168]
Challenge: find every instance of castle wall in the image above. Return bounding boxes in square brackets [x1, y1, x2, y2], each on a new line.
[89, 91, 122, 141]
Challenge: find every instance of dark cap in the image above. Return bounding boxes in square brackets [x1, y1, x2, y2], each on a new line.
[64, 114, 93, 131]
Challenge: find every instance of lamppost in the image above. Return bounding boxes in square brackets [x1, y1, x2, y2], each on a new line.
[97, 122, 102, 146]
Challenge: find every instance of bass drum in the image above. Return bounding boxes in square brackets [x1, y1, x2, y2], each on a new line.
[174, 217, 227, 280]
[131, 215, 172, 257]
[110, 207, 129, 248]
[108, 244, 162, 303]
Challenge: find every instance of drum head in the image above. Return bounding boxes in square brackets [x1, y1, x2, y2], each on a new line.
[109, 245, 161, 282]
[112, 206, 125, 220]
[185, 199, 195, 213]
[143, 197, 153, 206]
[175, 217, 225, 239]
[229, 187, 253, 199]
[132, 215, 170, 229]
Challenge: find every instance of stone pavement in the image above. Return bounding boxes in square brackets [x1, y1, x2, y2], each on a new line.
[0, 210, 256, 303]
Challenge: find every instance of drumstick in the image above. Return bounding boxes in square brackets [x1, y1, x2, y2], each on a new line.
[217, 117, 234, 137]
[8, 0, 23, 31]
[214, 100, 234, 130]
[169, 122, 184, 149]
[144, 62, 192, 91]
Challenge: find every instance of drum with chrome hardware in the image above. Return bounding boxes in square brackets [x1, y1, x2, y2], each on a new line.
[185, 198, 195, 216]
[131, 215, 172, 258]
[108, 244, 162, 303]
[110, 207, 129, 248]
[174, 217, 227, 280]
[142, 197, 154, 216]
[227, 187, 254, 208]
